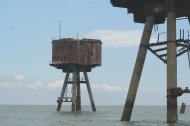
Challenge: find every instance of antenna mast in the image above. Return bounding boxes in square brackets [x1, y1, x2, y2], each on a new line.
[56, 21, 62, 39]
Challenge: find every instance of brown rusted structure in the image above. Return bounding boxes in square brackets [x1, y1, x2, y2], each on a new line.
[111, 0, 190, 24]
[50, 38, 102, 111]
[179, 102, 186, 114]
[111, 0, 190, 123]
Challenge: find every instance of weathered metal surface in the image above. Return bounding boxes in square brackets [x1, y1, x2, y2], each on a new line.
[121, 16, 154, 121]
[110, 0, 190, 124]
[50, 38, 102, 72]
[50, 38, 100, 112]
[72, 72, 77, 111]
[180, 102, 186, 114]
[56, 71, 96, 112]
[167, 87, 190, 97]
[76, 72, 81, 111]
[56, 72, 70, 111]
[167, 4, 177, 122]
[147, 39, 190, 63]
[84, 72, 96, 111]
[111, 0, 190, 24]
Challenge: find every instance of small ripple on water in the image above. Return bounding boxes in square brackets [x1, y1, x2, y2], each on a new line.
[0, 105, 190, 126]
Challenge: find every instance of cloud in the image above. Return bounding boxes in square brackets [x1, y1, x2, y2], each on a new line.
[84, 30, 157, 48]
[46, 80, 63, 89]
[0, 82, 23, 88]
[0, 79, 127, 93]
[0, 80, 165, 98]
[91, 83, 128, 93]
[28, 80, 63, 90]
[28, 81, 44, 89]
[0, 74, 164, 94]
[27, 81, 127, 93]
[15, 74, 24, 81]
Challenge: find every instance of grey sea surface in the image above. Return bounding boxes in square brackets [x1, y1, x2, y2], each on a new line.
[0, 105, 189, 126]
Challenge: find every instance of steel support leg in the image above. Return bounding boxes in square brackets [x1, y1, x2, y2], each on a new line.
[167, 8, 177, 123]
[121, 15, 154, 121]
[57, 72, 70, 111]
[76, 72, 81, 111]
[72, 71, 77, 111]
[84, 72, 96, 111]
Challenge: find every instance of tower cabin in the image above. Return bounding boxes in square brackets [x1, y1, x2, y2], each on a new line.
[50, 38, 102, 72]
[50, 38, 102, 112]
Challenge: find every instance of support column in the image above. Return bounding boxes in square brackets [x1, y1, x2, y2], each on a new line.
[84, 72, 96, 111]
[57, 72, 70, 111]
[121, 15, 154, 121]
[72, 71, 77, 111]
[167, 5, 177, 123]
[76, 72, 81, 111]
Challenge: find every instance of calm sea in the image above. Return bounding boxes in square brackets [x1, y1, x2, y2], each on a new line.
[0, 105, 189, 126]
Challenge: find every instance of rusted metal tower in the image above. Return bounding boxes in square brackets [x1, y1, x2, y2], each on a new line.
[111, 0, 190, 123]
[50, 38, 102, 111]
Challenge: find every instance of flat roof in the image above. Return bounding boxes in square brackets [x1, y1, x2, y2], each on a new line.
[52, 38, 102, 43]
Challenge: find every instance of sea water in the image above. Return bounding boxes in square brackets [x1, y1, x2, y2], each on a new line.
[0, 105, 189, 126]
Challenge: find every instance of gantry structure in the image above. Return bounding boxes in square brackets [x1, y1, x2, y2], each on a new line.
[50, 38, 102, 111]
[111, 0, 190, 123]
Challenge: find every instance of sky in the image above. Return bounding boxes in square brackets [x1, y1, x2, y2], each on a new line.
[0, 0, 190, 106]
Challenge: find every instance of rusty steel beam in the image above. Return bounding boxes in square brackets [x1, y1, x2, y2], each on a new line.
[167, 4, 178, 123]
[121, 15, 154, 121]
[76, 72, 81, 111]
[147, 46, 166, 63]
[57, 71, 96, 111]
[84, 72, 96, 111]
[72, 72, 77, 111]
[57, 72, 70, 111]
[149, 41, 168, 46]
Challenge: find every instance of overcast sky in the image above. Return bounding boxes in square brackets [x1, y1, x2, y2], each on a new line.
[0, 0, 190, 106]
